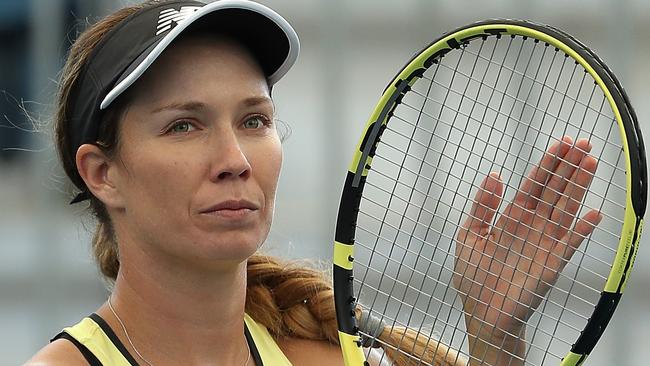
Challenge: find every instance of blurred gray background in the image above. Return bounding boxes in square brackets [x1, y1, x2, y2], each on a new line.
[1, 0, 648, 364]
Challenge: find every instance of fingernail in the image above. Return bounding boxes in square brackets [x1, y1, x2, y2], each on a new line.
[563, 135, 574, 145]
[489, 172, 501, 180]
[591, 215, 604, 227]
[577, 138, 591, 151]
[550, 140, 560, 152]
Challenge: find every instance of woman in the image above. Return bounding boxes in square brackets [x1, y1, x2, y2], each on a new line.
[26, 0, 600, 365]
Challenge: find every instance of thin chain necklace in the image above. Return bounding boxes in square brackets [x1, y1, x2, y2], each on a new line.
[107, 296, 251, 366]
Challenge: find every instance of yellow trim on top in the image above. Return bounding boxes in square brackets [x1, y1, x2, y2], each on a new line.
[60, 314, 292, 366]
[62, 317, 132, 366]
[244, 313, 293, 365]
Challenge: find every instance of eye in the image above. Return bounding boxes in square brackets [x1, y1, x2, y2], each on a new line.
[167, 120, 196, 134]
[243, 115, 269, 129]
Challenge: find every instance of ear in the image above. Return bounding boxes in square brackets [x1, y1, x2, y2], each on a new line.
[75, 144, 125, 209]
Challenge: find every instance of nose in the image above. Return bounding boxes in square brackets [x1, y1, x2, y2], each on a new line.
[209, 129, 251, 181]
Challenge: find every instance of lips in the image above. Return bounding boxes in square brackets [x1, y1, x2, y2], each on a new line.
[199, 199, 259, 214]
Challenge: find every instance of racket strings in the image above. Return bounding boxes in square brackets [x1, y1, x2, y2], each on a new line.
[355, 199, 607, 323]
[355, 268, 579, 363]
[431, 43, 517, 355]
[377, 37, 502, 365]
[385, 42, 495, 363]
[430, 43, 596, 346]
[412, 40, 618, 162]
[396, 37, 625, 224]
[359, 161, 620, 275]
[353, 229, 596, 334]
[366, 131, 626, 238]
[369, 136, 615, 314]
[437, 41, 613, 123]
[404, 74, 621, 161]
[355, 39, 470, 352]
[398, 70, 624, 171]
[526, 83, 627, 364]
[353, 34, 627, 365]
[360, 154, 604, 360]
[357, 42, 475, 365]
[357, 184, 615, 284]
[380, 114, 627, 201]
[429, 57, 607, 121]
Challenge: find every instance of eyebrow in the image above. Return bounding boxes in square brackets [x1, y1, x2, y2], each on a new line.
[151, 97, 273, 114]
[241, 96, 274, 108]
[151, 101, 206, 114]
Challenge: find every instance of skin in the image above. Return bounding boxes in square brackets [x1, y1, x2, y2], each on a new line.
[26, 32, 600, 366]
[455, 136, 600, 365]
[26, 36, 343, 365]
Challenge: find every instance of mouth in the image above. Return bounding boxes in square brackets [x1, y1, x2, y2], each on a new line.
[199, 199, 260, 215]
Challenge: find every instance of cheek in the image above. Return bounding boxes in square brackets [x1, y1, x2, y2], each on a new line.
[257, 145, 281, 235]
[261, 140, 283, 194]
[246, 137, 282, 218]
[118, 144, 202, 211]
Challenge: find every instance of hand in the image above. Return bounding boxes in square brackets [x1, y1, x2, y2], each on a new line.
[453, 136, 602, 365]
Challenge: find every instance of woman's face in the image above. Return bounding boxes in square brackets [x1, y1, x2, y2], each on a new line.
[108, 36, 282, 268]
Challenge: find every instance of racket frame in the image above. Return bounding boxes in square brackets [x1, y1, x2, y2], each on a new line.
[333, 19, 646, 366]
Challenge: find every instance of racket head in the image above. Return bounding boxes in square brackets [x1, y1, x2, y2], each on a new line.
[333, 19, 646, 366]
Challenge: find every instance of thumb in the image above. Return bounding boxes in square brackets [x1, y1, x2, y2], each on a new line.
[462, 172, 503, 234]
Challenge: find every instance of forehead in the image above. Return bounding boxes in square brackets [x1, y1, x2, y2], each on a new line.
[125, 35, 270, 104]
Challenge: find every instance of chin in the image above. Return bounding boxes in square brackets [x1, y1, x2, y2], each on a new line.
[192, 231, 265, 263]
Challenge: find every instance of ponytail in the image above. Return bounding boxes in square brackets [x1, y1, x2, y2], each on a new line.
[245, 254, 339, 343]
[91, 219, 120, 281]
[245, 254, 467, 366]
[379, 327, 467, 365]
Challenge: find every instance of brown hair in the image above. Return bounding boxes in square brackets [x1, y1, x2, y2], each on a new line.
[54, 1, 464, 365]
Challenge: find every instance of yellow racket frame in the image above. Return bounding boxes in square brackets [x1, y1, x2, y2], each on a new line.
[333, 20, 645, 366]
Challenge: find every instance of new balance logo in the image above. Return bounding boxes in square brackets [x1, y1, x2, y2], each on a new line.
[156, 6, 201, 35]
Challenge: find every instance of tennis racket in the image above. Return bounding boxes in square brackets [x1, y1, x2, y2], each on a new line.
[333, 19, 646, 366]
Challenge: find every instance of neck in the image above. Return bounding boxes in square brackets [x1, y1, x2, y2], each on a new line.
[97, 240, 251, 365]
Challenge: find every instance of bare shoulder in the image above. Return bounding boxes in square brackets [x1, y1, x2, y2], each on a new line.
[23, 339, 87, 366]
[277, 337, 344, 366]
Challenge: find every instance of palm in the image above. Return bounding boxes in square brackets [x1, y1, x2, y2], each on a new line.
[453, 136, 601, 339]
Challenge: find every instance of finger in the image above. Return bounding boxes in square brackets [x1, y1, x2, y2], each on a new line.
[537, 138, 592, 218]
[554, 210, 603, 265]
[513, 136, 573, 210]
[549, 155, 598, 239]
[462, 172, 503, 234]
